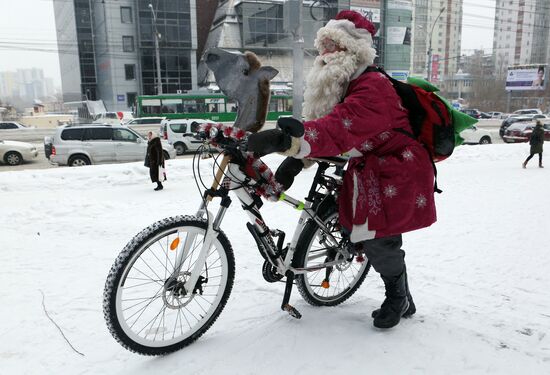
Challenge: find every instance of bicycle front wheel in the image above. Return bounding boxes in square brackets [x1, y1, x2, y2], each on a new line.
[295, 205, 370, 306]
[103, 215, 235, 355]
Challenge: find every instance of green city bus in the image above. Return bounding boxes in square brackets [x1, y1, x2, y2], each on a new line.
[136, 93, 293, 122]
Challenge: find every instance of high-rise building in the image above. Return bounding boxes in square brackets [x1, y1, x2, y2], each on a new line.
[53, 0, 199, 111]
[0, 68, 53, 101]
[411, 0, 463, 82]
[493, 0, 550, 78]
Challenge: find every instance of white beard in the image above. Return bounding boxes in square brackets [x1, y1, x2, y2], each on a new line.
[303, 51, 359, 121]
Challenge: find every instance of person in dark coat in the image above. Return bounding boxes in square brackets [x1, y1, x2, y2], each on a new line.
[523, 121, 545, 168]
[249, 10, 436, 329]
[146, 131, 165, 190]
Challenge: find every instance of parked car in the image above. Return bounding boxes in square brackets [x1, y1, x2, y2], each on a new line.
[0, 121, 33, 130]
[512, 108, 542, 116]
[160, 118, 208, 155]
[460, 125, 492, 145]
[47, 124, 176, 167]
[503, 122, 550, 143]
[487, 111, 504, 119]
[499, 114, 547, 138]
[479, 112, 492, 119]
[124, 117, 165, 126]
[0, 139, 38, 165]
[460, 109, 482, 119]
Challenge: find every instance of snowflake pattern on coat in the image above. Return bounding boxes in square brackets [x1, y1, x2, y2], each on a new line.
[378, 131, 391, 141]
[305, 128, 319, 142]
[384, 184, 398, 198]
[402, 149, 414, 161]
[342, 118, 353, 129]
[362, 140, 374, 152]
[416, 194, 427, 208]
[367, 170, 382, 215]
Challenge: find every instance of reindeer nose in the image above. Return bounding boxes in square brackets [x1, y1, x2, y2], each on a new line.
[206, 53, 220, 64]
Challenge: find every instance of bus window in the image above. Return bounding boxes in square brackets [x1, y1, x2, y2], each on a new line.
[227, 100, 238, 112]
[205, 98, 224, 113]
[184, 99, 203, 113]
[161, 98, 183, 113]
[269, 100, 278, 112]
[141, 99, 161, 114]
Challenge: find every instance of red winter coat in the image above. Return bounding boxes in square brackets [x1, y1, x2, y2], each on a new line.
[302, 70, 437, 241]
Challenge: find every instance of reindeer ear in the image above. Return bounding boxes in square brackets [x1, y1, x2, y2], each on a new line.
[258, 66, 278, 81]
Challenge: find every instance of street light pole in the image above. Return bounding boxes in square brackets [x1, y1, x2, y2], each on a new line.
[290, 0, 303, 120]
[148, 3, 163, 94]
[426, 7, 445, 82]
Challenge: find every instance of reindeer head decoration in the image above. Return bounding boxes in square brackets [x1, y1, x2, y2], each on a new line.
[205, 48, 278, 133]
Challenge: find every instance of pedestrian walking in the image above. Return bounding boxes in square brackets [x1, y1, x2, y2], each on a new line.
[146, 131, 165, 190]
[523, 121, 545, 168]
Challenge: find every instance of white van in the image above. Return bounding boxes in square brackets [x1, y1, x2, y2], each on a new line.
[159, 119, 208, 155]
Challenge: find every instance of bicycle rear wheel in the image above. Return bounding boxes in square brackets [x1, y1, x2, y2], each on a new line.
[295, 205, 370, 306]
[103, 215, 235, 355]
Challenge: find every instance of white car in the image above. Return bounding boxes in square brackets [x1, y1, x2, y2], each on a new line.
[0, 139, 38, 165]
[160, 118, 208, 155]
[0, 121, 33, 130]
[124, 117, 165, 126]
[47, 124, 176, 166]
[460, 125, 492, 145]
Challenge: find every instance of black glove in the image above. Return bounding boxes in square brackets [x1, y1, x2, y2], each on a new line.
[247, 129, 291, 155]
[277, 117, 304, 137]
[275, 157, 305, 190]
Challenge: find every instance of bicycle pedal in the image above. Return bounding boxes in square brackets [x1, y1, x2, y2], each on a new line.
[282, 304, 302, 319]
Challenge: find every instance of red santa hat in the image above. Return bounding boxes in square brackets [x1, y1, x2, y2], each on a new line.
[314, 10, 377, 63]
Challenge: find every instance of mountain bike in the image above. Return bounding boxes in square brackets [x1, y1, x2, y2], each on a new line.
[103, 123, 371, 355]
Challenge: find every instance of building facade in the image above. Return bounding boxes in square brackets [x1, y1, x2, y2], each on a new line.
[199, 0, 413, 89]
[493, 0, 550, 78]
[53, 0, 198, 112]
[411, 0, 463, 82]
[198, 0, 349, 90]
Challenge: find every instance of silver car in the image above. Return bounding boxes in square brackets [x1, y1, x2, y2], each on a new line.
[47, 124, 176, 166]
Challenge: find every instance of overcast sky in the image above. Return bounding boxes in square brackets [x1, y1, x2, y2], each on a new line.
[0, 0, 496, 88]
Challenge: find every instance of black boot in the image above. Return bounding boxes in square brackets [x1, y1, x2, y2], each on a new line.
[372, 265, 416, 319]
[154, 181, 163, 191]
[372, 270, 410, 329]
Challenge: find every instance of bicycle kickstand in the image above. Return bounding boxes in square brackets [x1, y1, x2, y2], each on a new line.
[281, 271, 302, 319]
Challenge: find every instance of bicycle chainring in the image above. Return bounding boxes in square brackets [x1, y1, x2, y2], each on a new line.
[262, 260, 284, 283]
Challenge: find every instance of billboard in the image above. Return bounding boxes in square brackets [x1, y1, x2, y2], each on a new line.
[387, 26, 411, 45]
[506, 65, 546, 91]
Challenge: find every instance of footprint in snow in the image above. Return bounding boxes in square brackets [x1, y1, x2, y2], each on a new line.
[517, 328, 534, 336]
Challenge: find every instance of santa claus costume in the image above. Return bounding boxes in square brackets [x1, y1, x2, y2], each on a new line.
[264, 10, 437, 329]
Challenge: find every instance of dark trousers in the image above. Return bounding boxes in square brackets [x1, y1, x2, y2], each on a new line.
[525, 152, 543, 164]
[360, 235, 405, 277]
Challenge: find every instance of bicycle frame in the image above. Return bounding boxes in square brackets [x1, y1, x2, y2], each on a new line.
[176, 152, 349, 317]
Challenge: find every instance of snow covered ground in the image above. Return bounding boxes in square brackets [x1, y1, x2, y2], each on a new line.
[1, 143, 549, 374]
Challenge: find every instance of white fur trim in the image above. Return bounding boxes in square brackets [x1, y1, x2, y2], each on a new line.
[281, 136, 302, 157]
[293, 137, 311, 159]
[324, 19, 372, 41]
[350, 221, 377, 242]
[350, 172, 376, 242]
